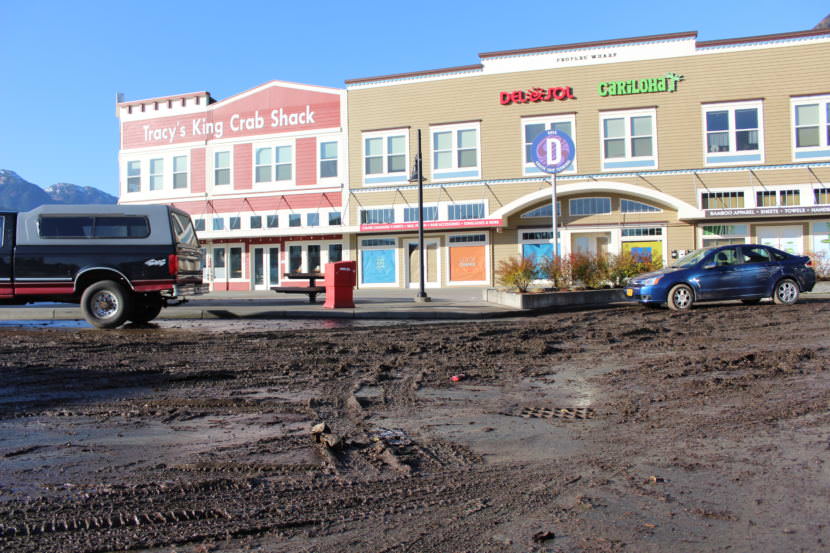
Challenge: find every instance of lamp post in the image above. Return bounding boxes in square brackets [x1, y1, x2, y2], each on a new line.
[409, 129, 430, 303]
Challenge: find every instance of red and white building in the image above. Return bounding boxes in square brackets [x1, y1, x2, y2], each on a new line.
[117, 81, 347, 291]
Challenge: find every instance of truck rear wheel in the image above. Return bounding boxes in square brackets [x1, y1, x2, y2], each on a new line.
[81, 280, 132, 329]
[128, 293, 164, 324]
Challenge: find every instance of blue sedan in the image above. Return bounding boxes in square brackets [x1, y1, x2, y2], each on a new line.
[625, 244, 816, 311]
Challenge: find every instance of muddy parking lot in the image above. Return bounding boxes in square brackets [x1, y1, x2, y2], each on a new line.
[0, 300, 828, 553]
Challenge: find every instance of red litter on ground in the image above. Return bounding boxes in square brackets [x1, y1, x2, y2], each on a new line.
[450, 374, 465, 382]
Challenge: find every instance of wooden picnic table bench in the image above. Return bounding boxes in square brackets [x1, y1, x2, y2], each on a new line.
[271, 272, 326, 303]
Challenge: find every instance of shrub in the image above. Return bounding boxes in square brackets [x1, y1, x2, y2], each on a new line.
[570, 252, 610, 289]
[608, 251, 663, 287]
[537, 255, 573, 289]
[806, 250, 830, 280]
[496, 256, 536, 292]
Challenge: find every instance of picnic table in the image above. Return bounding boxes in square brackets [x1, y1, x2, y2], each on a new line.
[271, 272, 326, 303]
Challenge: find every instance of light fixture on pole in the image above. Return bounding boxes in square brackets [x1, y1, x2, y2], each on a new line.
[408, 129, 430, 302]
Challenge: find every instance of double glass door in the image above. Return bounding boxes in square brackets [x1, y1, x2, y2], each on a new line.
[251, 246, 280, 290]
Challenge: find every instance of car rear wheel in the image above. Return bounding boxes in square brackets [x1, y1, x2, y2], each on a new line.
[128, 293, 164, 324]
[667, 284, 694, 311]
[81, 280, 132, 329]
[773, 278, 799, 305]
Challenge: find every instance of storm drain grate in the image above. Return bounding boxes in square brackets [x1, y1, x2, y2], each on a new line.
[517, 407, 595, 420]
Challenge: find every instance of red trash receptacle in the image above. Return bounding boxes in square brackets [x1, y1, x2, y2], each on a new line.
[323, 261, 357, 309]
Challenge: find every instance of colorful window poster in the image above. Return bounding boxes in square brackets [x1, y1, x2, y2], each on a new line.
[812, 222, 830, 256]
[449, 245, 486, 282]
[361, 249, 396, 284]
[521, 243, 553, 261]
[622, 241, 662, 263]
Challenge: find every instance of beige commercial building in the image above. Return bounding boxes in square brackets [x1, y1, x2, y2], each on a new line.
[343, 29, 830, 289]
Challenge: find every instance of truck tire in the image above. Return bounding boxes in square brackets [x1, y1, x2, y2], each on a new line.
[128, 293, 164, 324]
[81, 280, 132, 329]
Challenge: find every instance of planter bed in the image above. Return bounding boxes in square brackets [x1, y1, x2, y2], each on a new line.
[484, 287, 627, 310]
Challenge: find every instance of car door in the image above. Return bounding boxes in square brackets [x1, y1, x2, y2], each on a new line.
[736, 245, 776, 297]
[0, 214, 12, 297]
[695, 246, 741, 300]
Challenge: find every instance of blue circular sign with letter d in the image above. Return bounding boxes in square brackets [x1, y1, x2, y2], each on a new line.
[531, 130, 575, 174]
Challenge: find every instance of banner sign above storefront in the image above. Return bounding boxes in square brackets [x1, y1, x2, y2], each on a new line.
[598, 72, 683, 97]
[360, 219, 502, 232]
[705, 205, 830, 218]
[499, 86, 575, 105]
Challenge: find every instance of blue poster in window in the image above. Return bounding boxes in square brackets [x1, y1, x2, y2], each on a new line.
[522, 243, 553, 262]
[362, 249, 396, 284]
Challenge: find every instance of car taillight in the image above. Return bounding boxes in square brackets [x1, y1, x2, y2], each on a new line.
[168, 254, 178, 276]
[804, 257, 813, 267]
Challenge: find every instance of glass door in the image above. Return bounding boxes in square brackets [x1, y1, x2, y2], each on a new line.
[252, 246, 280, 290]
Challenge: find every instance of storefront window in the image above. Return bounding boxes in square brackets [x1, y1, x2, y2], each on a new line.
[229, 247, 242, 279]
[701, 224, 748, 247]
[701, 191, 744, 209]
[448, 203, 484, 220]
[404, 206, 438, 222]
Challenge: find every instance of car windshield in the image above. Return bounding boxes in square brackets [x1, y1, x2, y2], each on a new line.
[671, 248, 712, 268]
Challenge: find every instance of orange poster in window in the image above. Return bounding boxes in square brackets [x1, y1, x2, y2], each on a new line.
[450, 245, 486, 282]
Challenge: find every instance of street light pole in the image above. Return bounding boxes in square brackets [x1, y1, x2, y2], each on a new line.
[411, 129, 430, 303]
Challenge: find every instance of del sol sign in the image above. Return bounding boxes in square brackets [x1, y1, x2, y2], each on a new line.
[598, 72, 683, 97]
[499, 86, 575, 105]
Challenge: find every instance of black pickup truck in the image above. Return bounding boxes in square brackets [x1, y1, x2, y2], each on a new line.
[0, 204, 208, 328]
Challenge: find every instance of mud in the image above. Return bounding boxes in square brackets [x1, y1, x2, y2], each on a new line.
[0, 301, 828, 552]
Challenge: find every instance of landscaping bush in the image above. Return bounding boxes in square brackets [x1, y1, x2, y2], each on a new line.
[608, 251, 663, 288]
[537, 255, 573, 289]
[806, 250, 830, 280]
[496, 256, 536, 292]
[570, 252, 610, 289]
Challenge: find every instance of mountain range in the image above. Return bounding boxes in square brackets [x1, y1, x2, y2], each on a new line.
[0, 170, 117, 211]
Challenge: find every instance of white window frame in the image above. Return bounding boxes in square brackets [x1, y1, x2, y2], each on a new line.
[445, 232, 490, 286]
[360, 207, 396, 225]
[702, 100, 764, 166]
[149, 158, 164, 191]
[699, 224, 750, 248]
[792, 94, 830, 161]
[284, 241, 340, 274]
[126, 160, 141, 194]
[620, 199, 661, 213]
[430, 122, 481, 181]
[319, 140, 339, 181]
[699, 189, 747, 210]
[521, 114, 577, 175]
[254, 141, 295, 187]
[403, 204, 439, 223]
[569, 197, 612, 216]
[172, 155, 188, 190]
[214, 150, 232, 187]
[362, 129, 409, 186]
[600, 108, 657, 171]
[358, 236, 400, 288]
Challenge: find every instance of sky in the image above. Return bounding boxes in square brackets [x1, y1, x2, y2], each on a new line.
[1, 0, 827, 198]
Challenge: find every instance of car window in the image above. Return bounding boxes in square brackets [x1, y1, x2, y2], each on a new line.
[710, 247, 740, 267]
[742, 246, 772, 264]
[672, 248, 711, 268]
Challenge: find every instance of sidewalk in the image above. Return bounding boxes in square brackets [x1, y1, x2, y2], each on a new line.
[0, 287, 521, 322]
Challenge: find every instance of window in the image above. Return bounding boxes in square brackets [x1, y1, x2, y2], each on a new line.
[215, 151, 230, 185]
[520, 203, 561, 218]
[621, 199, 660, 213]
[362, 238, 396, 247]
[307, 213, 319, 227]
[320, 141, 338, 178]
[431, 123, 480, 179]
[149, 158, 164, 190]
[742, 245, 772, 264]
[523, 115, 575, 174]
[361, 208, 394, 225]
[194, 218, 205, 231]
[229, 217, 241, 230]
[229, 247, 242, 279]
[127, 161, 141, 193]
[212, 217, 224, 231]
[38, 216, 149, 239]
[250, 215, 262, 229]
[756, 190, 800, 207]
[289, 245, 302, 273]
[448, 203, 484, 220]
[308, 245, 321, 273]
[703, 101, 763, 165]
[815, 188, 830, 205]
[289, 214, 301, 227]
[449, 233, 486, 244]
[173, 156, 188, 189]
[601, 109, 656, 169]
[792, 95, 830, 160]
[255, 145, 293, 183]
[363, 130, 407, 183]
[328, 212, 342, 226]
[701, 224, 748, 247]
[621, 227, 662, 237]
[404, 206, 439, 222]
[328, 244, 343, 262]
[521, 231, 555, 241]
[266, 214, 279, 228]
[570, 198, 611, 216]
[701, 191, 745, 209]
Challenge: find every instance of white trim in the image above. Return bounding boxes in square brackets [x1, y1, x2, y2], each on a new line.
[599, 107, 658, 171]
[361, 128, 410, 186]
[430, 122, 481, 182]
[702, 99, 765, 166]
[404, 238, 441, 288]
[791, 94, 830, 162]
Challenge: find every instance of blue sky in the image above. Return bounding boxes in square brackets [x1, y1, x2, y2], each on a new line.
[1, 0, 827, 197]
